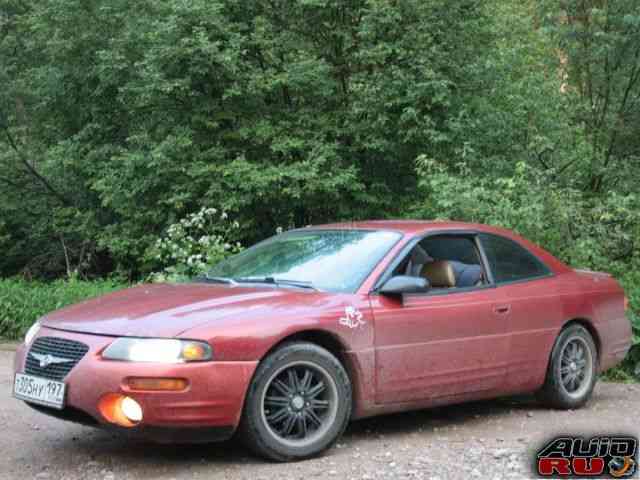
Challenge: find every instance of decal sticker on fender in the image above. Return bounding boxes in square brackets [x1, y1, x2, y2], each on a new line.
[339, 306, 365, 329]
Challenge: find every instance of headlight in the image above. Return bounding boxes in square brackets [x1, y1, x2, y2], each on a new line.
[24, 322, 41, 345]
[102, 338, 213, 363]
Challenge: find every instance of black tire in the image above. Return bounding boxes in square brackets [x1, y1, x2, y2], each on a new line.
[537, 324, 598, 409]
[238, 342, 352, 462]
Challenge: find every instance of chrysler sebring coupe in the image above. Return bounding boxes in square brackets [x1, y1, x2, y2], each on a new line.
[13, 221, 632, 461]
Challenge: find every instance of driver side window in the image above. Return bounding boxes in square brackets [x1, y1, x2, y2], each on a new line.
[394, 234, 487, 291]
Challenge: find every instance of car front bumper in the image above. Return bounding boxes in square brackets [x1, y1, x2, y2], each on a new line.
[13, 327, 258, 441]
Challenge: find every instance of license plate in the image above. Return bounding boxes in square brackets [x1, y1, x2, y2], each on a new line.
[13, 373, 66, 409]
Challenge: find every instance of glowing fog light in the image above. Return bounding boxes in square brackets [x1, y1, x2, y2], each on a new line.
[120, 396, 143, 422]
[98, 393, 143, 427]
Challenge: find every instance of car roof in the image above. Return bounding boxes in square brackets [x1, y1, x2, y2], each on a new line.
[303, 220, 510, 237]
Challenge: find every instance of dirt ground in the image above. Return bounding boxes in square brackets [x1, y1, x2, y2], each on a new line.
[1, 346, 638, 480]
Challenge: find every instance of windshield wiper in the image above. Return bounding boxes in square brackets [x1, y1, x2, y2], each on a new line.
[271, 278, 319, 291]
[235, 277, 319, 291]
[199, 275, 238, 285]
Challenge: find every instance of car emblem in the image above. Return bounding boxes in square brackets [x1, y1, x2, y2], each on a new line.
[339, 306, 366, 329]
[29, 352, 74, 368]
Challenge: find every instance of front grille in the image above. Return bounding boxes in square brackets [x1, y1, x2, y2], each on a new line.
[25, 336, 89, 381]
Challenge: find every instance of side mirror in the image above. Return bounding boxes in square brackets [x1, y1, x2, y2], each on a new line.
[378, 275, 430, 296]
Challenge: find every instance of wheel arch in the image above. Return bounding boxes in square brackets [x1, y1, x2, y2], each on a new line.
[561, 318, 602, 363]
[536, 317, 601, 409]
[257, 329, 358, 412]
[262, 329, 350, 370]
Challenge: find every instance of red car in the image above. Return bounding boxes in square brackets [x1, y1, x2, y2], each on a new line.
[13, 221, 632, 461]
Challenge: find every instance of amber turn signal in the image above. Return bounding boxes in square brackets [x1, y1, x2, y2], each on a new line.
[126, 377, 189, 391]
[98, 393, 143, 427]
[624, 296, 630, 312]
[182, 342, 208, 361]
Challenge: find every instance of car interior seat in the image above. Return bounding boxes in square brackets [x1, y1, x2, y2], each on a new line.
[420, 260, 456, 288]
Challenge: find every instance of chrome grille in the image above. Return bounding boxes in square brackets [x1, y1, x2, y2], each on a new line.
[25, 337, 89, 381]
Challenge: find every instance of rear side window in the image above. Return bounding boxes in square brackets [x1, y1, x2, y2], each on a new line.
[479, 234, 550, 283]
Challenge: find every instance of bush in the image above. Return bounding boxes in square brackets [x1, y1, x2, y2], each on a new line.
[145, 207, 243, 282]
[0, 278, 127, 340]
[612, 273, 640, 381]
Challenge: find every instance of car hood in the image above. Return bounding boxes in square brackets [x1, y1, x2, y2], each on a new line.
[40, 283, 318, 338]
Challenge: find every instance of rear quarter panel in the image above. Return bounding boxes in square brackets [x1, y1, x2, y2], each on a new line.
[499, 228, 631, 377]
[502, 268, 631, 395]
[571, 270, 632, 371]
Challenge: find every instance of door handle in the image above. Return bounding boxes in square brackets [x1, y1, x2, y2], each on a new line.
[494, 304, 511, 315]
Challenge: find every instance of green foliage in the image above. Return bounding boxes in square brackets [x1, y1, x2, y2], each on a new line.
[616, 272, 640, 379]
[0, 0, 491, 278]
[446, 1, 589, 177]
[0, 278, 127, 339]
[537, 0, 640, 193]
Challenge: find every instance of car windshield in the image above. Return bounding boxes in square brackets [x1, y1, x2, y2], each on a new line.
[205, 229, 402, 293]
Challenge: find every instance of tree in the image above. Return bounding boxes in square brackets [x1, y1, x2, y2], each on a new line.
[538, 0, 640, 193]
[0, 0, 491, 278]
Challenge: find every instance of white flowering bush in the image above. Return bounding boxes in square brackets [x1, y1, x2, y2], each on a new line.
[148, 207, 242, 281]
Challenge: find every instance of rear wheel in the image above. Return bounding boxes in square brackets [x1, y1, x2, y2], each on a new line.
[239, 342, 352, 461]
[537, 324, 598, 409]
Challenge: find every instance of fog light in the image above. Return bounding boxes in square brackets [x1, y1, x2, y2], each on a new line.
[98, 393, 143, 427]
[121, 396, 143, 422]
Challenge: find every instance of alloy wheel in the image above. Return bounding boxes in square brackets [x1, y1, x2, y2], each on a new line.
[559, 336, 594, 399]
[260, 361, 339, 448]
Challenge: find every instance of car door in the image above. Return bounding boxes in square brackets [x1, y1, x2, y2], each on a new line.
[370, 234, 511, 404]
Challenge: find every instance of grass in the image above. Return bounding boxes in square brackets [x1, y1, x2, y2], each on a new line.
[0, 278, 128, 340]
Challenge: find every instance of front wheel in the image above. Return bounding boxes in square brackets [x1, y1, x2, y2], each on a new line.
[238, 342, 352, 461]
[537, 324, 598, 409]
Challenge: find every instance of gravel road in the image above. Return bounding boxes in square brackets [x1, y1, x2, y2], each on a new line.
[1, 346, 638, 480]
